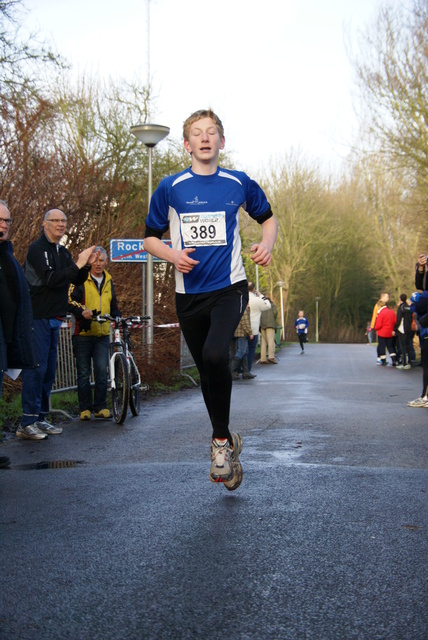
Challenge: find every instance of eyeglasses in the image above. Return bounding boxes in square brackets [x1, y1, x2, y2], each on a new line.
[46, 218, 67, 224]
[0, 218, 12, 225]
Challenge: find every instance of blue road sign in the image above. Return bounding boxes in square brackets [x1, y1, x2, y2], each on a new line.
[110, 239, 171, 262]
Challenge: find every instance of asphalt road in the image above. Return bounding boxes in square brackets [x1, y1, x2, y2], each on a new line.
[1, 343, 427, 640]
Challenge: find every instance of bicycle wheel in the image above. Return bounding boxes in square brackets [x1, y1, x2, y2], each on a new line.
[128, 357, 141, 417]
[111, 352, 129, 424]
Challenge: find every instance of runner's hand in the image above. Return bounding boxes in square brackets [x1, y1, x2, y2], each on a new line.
[173, 248, 200, 273]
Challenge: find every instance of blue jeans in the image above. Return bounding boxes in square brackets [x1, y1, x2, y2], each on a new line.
[234, 337, 249, 361]
[21, 318, 61, 427]
[247, 334, 258, 371]
[72, 335, 109, 412]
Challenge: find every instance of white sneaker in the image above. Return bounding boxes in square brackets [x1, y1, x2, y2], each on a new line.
[36, 420, 63, 435]
[224, 433, 243, 492]
[209, 439, 233, 483]
[407, 396, 428, 408]
[16, 424, 47, 440]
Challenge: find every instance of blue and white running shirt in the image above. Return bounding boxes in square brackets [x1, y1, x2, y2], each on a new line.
[145, 167, 272, 294]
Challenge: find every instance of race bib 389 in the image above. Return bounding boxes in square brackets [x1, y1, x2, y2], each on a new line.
[180, 212, 227, 247]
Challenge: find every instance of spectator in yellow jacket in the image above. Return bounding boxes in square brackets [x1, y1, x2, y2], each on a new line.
[68, 247, 121, 420]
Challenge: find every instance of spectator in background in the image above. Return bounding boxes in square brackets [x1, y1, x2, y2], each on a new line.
[0, 200, 37, 394]
[295, 310, 309, 354]
[370, 292, 389, 365]
[259, 296, 278, 364]
[0, 201, 38, 463]
[230, 303, 255, 380]
[17, 209, 98, 440]
[394, 294, 413, 370]
[374, 299, 397, 366]
[248, 282, 271, 370]
[68, 247, 121, 421]
[408, 253, 428, 407]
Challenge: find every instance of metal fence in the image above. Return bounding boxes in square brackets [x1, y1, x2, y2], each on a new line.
[180, 332, 197, 385]
[52, 319, 196, 394]
[52, 320, 81, 393]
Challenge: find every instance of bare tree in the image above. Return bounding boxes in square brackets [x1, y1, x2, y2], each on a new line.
[352, 0, 428, 210]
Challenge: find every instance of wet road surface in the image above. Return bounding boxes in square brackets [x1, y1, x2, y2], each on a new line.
[1, 343, 427, 639]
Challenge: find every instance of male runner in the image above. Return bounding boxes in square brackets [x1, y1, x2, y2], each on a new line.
[143, 109, 278, 489]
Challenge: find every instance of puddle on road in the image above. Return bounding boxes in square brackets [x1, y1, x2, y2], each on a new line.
[8, 460, 86, 471]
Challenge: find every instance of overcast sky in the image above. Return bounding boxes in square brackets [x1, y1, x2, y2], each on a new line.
[22, 0, 393, 176]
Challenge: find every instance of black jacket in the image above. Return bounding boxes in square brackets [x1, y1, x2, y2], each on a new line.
[25, 232, 90, 319]
[415, 263, 427, 292]
[394, 302, 413, 335]
[0, 240, 38, 372]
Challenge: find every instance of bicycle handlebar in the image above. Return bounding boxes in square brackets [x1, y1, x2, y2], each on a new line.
[95, 314, 150, 327]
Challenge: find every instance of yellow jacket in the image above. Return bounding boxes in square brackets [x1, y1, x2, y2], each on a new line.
[68, 270, 120, 337]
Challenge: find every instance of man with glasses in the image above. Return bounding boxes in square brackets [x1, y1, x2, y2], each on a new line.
[17, 209, 98, 440]
[0, 201, 38, 462]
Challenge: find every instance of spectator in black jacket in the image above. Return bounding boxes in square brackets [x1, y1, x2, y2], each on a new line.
[408, 253, 428, 408]
[17, 209, 98, 440]
[394, 294, 414, 369]
[0, 200, 38, 464]
[0, 201, 38, 392]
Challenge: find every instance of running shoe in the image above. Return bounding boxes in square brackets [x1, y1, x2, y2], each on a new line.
[36, 420, 63, 435]
[224, 432, 243, 492]
[407, 396, 428, 408]
[16, 424, 48, 440]
[209, 438, 233, 483]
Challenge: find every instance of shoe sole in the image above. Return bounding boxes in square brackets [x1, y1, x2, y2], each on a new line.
[16, 431, 47, 440]
[224, 433, 243, 491]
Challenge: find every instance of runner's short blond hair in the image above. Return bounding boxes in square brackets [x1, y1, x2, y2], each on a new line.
[183, 109, 224, 141]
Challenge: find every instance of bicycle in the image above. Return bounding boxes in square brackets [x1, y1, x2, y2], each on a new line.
[97, 314, 149, 424]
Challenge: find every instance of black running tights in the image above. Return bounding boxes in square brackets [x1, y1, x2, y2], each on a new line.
[177, 287, 247, 441]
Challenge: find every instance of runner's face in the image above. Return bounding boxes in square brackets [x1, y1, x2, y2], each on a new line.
[184, 117, 225, 163]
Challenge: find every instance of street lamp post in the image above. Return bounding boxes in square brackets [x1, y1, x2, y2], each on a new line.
[315, 296, 320, 343]
[276, 281, 285, 341]
[130, 123, 170, 357]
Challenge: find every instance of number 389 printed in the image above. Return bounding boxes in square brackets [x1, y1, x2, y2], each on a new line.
[180, 211, 227, 247]
[189, 225, 217, 241]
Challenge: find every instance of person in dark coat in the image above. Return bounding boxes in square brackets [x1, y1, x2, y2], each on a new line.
[18, 209, 98, 440]
[0, 200, 38, 463]
[408, 253, 428, 407]
[0, 200, 38, 392]
[394, 293, 414, 369]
